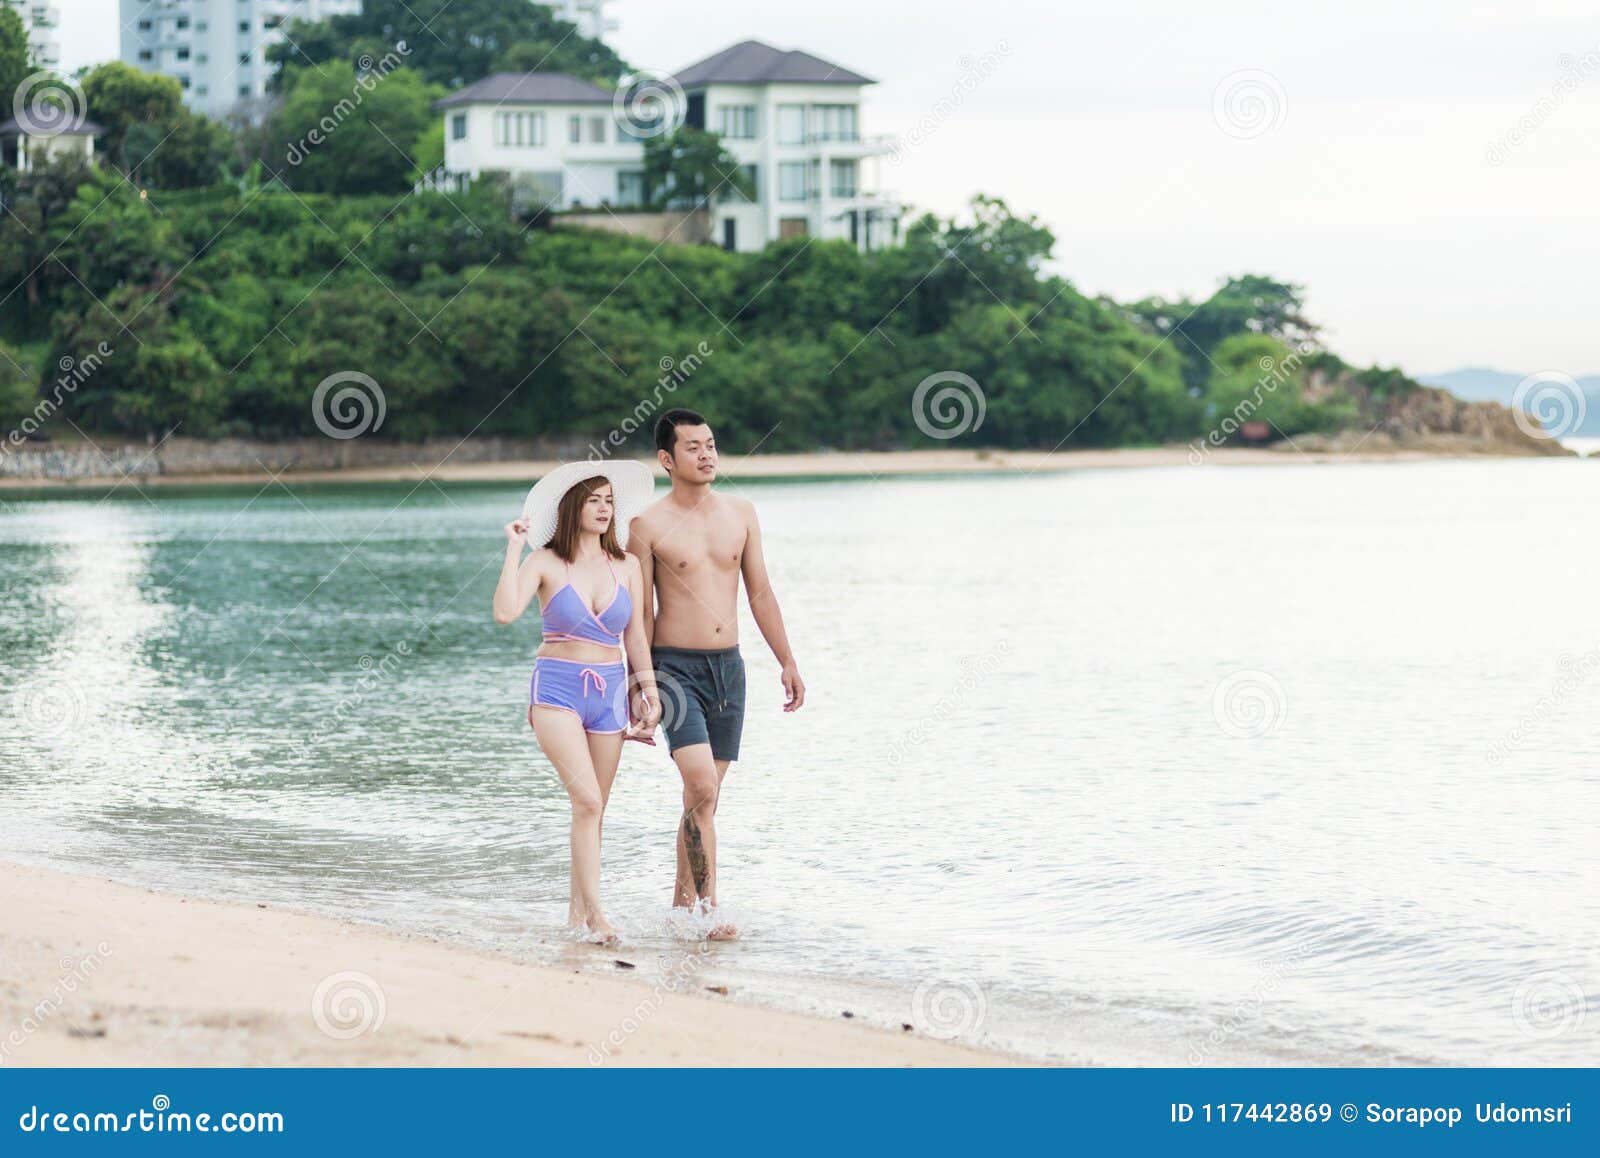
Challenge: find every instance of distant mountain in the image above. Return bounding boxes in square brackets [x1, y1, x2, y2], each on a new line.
[1420, 367, 1600, 436]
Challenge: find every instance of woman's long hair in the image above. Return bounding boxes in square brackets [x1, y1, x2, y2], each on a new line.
[544, 475, 626, 562]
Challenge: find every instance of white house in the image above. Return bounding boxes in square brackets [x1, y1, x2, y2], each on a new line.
[1, 0, 60, 69]
[0, 112, 101, 171]
[429, 39, 900, 253]
[119, 0, 362, 119]
[671, 39, 899, 253]
[434, 72, 646, 211]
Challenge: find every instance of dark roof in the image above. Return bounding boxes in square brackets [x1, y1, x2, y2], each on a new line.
[673, 40, 874, 87]
[433, 72, 614, 109]
[0, 113, 103, 136]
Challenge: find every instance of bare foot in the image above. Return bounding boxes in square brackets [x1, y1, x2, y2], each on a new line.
[571, 919, 619, 946]
[707, 922, 739, 942]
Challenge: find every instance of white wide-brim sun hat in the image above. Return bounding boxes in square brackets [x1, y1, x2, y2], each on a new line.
[519, 460, 656, 550]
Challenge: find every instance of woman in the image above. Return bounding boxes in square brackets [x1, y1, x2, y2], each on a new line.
[492, 461, 659, 944]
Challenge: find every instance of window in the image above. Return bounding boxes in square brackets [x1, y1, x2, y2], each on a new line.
[617, 170, 645, 207]
[196, 86, 208, 96]
[196, 21, 207, 31]
[616, 124, 644, 144]
[238, 20, 249, 31]
[176, 46, 189, 60]
[737, 163, 757, 201]
[719, 104, 756, 139]
[137, 18, 151, 29]
[175, 16, 188, 29]
[829, 159, 857, 198]
[588, 116, 605, 143]
[264, 14, 282, 27]
[179, 75, 190, 89]
[238, 53, 251, 64]
[568, 115, 581, 143]
[238, 84, 250, 97]
[451, 114, 467, 141]
[814, 105, 858, 142]
[494, 111, 545, 147]
[778, 161, 808, 201]
[776, 104, 805, 144]
[138, 49, 152, 61]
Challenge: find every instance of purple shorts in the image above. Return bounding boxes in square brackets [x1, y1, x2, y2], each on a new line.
[529, 657, 627, 733]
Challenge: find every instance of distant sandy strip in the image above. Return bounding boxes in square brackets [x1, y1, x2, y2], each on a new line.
[0, 862, 1007, 1067]
[0, 445, 1487, 491]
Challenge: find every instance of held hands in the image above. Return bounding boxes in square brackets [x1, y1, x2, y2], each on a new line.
[781, 663, 806, 712]
[628, 689, 662, 735]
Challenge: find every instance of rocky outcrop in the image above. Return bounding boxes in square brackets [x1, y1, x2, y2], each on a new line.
[1288, 372, 1573, 457]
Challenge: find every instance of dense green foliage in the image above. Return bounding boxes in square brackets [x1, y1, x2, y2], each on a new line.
[0, 172, 1279, 451]
[0, 6, 29, 105]
[642, 128, 753, 209]
[80, 62, 233, 188]
[267, 0, 629, 92]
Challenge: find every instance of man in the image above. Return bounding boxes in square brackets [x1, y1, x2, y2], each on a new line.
[627, 408, 805, 940]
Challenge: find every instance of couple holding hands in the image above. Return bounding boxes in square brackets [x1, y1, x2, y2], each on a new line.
[492, 409, 804, 943]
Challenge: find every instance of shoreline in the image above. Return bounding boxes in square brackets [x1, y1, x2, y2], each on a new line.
[0, 443, 1571, 492]
[0, 861, 1009, 1067]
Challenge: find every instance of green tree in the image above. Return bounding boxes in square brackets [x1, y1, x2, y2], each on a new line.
[272, 62, 436, 194]
[641, 127, 752, 209]
[1127, 274, 1318, 391]
[80, 61, 232, 187]
[0, 5, 30, 111]
[268, 0, 629, 91]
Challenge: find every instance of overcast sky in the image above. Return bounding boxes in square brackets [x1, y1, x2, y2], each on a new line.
[56, 0, 1600, 376]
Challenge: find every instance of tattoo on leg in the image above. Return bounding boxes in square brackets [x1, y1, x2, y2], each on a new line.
[683, 813, 709, 897]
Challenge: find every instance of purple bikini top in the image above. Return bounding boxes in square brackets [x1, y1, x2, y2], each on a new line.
[540, 557, 630, 647]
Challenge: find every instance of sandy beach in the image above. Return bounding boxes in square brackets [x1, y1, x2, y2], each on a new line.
[0, 443, 1525, 491]
[0, 862, 1005, 1067]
